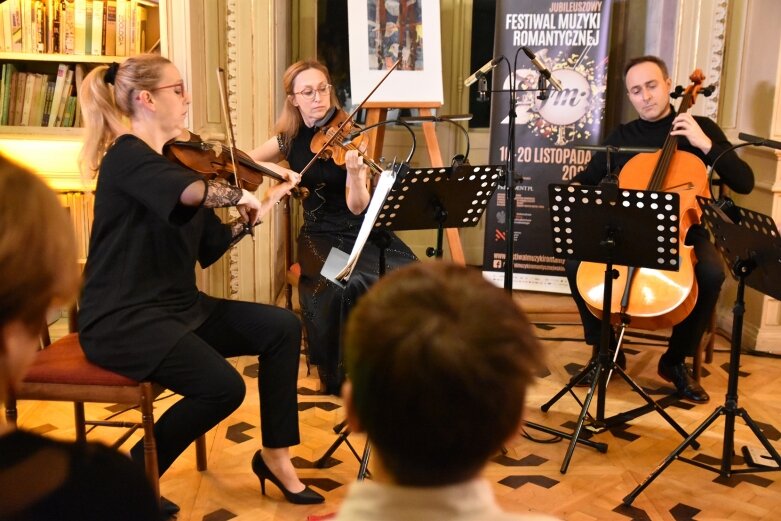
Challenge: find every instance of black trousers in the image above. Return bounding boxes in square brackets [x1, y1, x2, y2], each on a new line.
[130, 300, 302, 476]
[565, 225, 724, 364]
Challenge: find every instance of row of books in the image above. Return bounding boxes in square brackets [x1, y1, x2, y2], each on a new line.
[58, 190, 94, 262]
[0, 0, 154, 57]
[1, 62, 84, 127]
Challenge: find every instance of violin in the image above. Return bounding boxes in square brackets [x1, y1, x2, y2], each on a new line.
[309, 107, 384, 177]
[299, 60, 400, 178]
[164, 130, 308, 199]
[575, 69, 711, 331]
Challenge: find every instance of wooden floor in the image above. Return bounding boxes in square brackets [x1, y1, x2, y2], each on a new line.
[14, 292, 781, 521]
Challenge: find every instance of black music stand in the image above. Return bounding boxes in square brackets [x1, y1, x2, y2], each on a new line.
[374, 164, 503, 257]
[317, 163, 505, 479]
[380, 165, 608, 454]
[543, 184, 697, 473]
[624, 198, 781, 505]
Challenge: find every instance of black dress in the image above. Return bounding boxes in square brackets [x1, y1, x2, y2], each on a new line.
[283, 125, 417, 388]
[0, 430, 159, 520]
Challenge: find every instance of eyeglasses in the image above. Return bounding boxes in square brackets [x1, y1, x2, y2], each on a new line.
[141, 81, 187, 99]
[293, 84, 332, 101]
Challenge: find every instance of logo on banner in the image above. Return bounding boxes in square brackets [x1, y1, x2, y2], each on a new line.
[500, 49, 606, 146]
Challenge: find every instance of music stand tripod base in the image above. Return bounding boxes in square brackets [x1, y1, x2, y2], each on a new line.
[545, 184, 696, 474]
[624, 198, 781, 505]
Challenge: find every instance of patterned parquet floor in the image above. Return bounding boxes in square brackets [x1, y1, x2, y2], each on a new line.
[13, 293, 781, 521]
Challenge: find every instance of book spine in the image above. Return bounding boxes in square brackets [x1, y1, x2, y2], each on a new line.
[104, 0, 115, 55]
[91, 0, 102, 54]
[41, 80, 55, 126]
[10, 0, 23, 52]
[47, 63, 68, 127]
[73, 0, 85, 54]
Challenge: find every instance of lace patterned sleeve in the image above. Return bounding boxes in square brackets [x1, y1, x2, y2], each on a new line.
[276, 133, 289, 157]
[202, 180, 243, 208]
[228, 219, 254, 245]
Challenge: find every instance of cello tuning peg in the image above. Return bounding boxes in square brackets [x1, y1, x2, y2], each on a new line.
[701, 84, 717, 97]
[670, 85, 685, 99]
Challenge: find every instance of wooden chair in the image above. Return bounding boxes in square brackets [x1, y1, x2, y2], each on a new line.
[4, 311, 207, 500]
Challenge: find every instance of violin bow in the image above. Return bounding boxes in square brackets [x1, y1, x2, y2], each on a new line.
[216, 67, 243, 189]
[217, 66, 254, 239]
[298, 59, 401, 177]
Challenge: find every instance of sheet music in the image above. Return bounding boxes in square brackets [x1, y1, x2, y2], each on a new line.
[334, 168, 397, 281]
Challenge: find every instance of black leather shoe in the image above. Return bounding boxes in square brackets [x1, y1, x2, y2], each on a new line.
[159, 496, 180, 518]
[317, 366, 343, 396]
[657, 359, 710, 403]
[251, 450, 325, 504]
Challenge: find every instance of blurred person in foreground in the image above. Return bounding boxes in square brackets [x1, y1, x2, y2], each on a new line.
[336, 262, 560, 521]
[0, 155, 160, 520]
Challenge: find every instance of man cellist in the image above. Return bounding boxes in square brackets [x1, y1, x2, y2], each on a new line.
[565, 55, 754, 403]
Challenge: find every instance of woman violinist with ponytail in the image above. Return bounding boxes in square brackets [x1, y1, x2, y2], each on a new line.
[249, 60, 416, 396]
[565, 56, 754, 404]
[77, 55, 324, 511]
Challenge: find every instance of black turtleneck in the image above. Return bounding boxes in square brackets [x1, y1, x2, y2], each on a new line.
[573, 108, 754, 194]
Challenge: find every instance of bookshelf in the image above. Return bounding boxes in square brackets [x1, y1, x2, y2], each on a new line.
[0, 0, 161, 132]
[0, 0, 167, 191]
[0, 0, 171, 270]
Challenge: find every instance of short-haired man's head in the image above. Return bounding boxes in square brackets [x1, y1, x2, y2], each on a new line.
[623, 55, 669, 81]
[344, 262, 544, 486]
[0, 156, 79, 333]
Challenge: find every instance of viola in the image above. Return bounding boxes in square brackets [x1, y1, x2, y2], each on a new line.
[164, 130, 308, 199]
[575, 69, 711, 331]
[309, 107, 384, 177]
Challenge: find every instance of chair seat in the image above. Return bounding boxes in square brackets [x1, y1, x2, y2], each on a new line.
[23, 333, 137, 387]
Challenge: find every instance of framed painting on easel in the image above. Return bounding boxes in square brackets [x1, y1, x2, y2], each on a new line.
[347, 0, 444, 104]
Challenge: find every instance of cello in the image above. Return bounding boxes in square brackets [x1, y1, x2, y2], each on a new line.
[575, 70, 712, 331]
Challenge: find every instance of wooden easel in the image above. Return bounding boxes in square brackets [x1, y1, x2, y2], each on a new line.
[362, 101, 465, 265]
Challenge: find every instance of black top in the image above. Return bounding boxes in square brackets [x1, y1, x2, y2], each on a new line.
[0, 430, 159, 520]
[573, 108, 754, 194]
[79, 134, 233, 380]
[285, 125, 364, 234]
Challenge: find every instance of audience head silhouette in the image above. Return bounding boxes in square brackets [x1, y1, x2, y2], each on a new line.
[343, 262, 544, 486]
[0, 155, 79, 404]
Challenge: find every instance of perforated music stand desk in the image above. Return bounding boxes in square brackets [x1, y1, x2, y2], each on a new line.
[624, 197, 781, 504]
[321, 164, 504, 288]
[544, 183, 696, 473]
[373, 164, 503, 255]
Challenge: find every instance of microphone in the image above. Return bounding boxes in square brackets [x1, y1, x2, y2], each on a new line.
[464, 56, 502, 87]
[477, 75, 489, 102]
[738, 132, 781, 151]
[521, 47, 563, 92]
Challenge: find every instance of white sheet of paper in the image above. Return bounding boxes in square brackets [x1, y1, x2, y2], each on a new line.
[335, 169, 397, 281]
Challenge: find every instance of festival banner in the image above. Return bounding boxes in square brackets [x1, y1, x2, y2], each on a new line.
[482, 0, 613, 292]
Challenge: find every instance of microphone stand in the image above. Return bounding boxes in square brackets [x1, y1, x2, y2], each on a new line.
[484, 49, 554, 291]
[471, 51, 607, 455]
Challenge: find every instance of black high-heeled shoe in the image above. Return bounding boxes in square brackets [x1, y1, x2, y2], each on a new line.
[251, 450, 324, 504]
